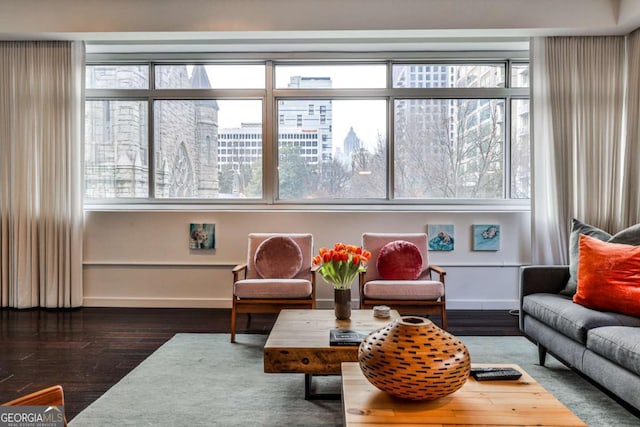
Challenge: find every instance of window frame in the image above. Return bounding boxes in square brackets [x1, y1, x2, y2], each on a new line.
[84, 52, 530, 210]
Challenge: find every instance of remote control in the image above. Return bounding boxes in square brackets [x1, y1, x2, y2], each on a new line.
[470, 367, 522, 381]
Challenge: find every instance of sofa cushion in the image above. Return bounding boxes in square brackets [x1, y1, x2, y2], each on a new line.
[254, 236, 303, 279]
[233, 279, 312, 299]
[574, 235, 640, 317]
[363, 280, 444, 300]
[563, 219, 640, 296]
[587, 326, 640, 377]
[522, 293, 640, 343]
[376, 240, 423, 280]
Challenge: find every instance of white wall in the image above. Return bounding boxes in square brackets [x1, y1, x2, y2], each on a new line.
[84, 209, 530, 310]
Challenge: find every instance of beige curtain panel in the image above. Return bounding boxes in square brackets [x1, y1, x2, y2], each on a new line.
[531, 34, 638, 265]
[622, 29, 640, 227]
[0, 41, 84, 308]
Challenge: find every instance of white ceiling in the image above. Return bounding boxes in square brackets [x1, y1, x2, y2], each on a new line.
[1, 0, 639, 52]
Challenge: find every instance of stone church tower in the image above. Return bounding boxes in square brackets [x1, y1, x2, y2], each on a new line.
[154, 65, 219, 198]
[85, 64, 219, 199]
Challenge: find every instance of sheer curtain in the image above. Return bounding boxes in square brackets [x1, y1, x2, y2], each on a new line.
[622, 29, 640, 227]
[0, 41, 84, 308]
[531, 36, 626, 264]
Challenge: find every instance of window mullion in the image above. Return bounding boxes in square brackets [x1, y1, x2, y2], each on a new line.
[148, 62, 156, 199]
[264, 60, 276, 204]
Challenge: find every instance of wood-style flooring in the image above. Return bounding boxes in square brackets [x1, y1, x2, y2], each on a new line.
[0, 308, 520, 421]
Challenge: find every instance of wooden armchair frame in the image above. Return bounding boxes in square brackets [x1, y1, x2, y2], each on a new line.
[230, 233, 317, 343]
[2, 385, 67, 426]
[358, 233, 448, 330]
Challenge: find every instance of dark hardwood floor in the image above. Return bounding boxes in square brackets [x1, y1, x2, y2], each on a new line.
[0, 308, 520, 421]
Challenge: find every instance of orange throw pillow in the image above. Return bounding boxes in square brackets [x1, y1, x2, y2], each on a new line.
[574, 234, 640, 317]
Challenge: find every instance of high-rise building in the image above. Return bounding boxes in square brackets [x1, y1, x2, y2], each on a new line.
[279, 76, 333, 162]
[218, 75, 334, 169]
[391, 64, 519, 198]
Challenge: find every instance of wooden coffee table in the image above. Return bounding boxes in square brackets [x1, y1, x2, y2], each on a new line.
[341, 362, 587, 426]
[264, 309, 399, 399]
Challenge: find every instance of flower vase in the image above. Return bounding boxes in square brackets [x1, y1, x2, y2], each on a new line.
[334, 288, 351, 320]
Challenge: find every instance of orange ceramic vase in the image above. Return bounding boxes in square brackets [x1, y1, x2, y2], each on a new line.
[358, 316, 470, 400]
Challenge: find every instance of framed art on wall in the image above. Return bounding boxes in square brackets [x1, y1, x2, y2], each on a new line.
[428, 224, 455, 251]
[472, 224, 500, 251]
[190, 223, 216, 250]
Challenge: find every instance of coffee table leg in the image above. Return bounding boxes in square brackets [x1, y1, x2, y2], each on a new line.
[304, 374, 341, 400]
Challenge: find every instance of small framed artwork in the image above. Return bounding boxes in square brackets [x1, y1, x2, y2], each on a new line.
[473, 224, 500, 251]
[190, 223, 216, 250]
[428, 224, 455, 251]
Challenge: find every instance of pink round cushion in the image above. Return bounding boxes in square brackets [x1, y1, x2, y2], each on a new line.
[254, 236, 303, 279]
[376, 240, 423, 280]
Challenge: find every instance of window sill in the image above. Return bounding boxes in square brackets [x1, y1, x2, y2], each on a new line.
[83, 201, 530, 213]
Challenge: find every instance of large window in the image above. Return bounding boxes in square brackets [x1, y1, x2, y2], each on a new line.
[84, 57, 529, 205]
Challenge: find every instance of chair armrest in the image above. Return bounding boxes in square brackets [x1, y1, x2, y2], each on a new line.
[428, 264, 446, 283]
[3, 385, 65, 407]
[232, 263, 248, 282]
[3, 386, 67, 426]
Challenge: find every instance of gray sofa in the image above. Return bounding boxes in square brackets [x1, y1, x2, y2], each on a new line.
[519, 265, 640, 411]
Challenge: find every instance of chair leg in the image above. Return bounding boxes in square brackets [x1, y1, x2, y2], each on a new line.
[230, 300, 237, 343]
[440, 305, 448, 331]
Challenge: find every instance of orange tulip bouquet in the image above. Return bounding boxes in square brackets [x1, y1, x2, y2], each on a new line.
[313, 243, 372, 290]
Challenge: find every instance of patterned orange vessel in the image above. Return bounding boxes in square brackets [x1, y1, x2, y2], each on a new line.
[358, 316, 470, 400]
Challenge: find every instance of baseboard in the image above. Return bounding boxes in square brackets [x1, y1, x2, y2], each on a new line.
[83, 297, 230, 308]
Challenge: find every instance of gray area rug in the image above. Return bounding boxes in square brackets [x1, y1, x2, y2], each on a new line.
[69, 334, 640, 427]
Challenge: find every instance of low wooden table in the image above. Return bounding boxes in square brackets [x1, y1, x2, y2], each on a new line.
[341, 362, 587, 426]
[264, 309, 399, 399]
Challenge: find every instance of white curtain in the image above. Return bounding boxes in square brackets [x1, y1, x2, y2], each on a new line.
[622, 29, 640, 226]
[0, 41, 84, 308]
[531, 36, 626, 264]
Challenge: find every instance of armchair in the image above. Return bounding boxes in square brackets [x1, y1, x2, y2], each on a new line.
[359, 232, 447, 329]
[2, 385, 66, 426]
[231, 233, 316, 342]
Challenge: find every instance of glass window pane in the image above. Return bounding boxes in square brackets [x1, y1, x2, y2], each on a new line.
[394, 99, 505, 199]
[85, 65, 149, 89]
[392, 64, 505, 88]
[511, 63, 530, 88]
[155, 64, 265, 89]
[275, 64, 386, 89]
[511, 99, 530, 199]
[277, 99, 386, 200]
[84, 100, 149, 198]
[154, 99, 262, 199]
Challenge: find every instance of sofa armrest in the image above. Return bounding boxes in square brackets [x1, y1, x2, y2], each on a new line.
[520, 265, 570, 297]
[519, 265, 570, 331]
